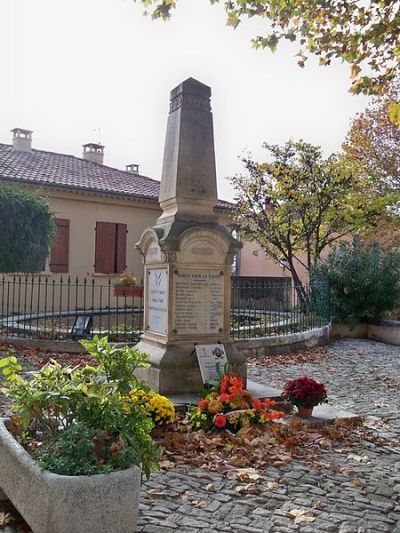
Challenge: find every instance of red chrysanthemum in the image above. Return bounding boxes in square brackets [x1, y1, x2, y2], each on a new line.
[213, 414, 227, 428]
[198, 399, 209, 410]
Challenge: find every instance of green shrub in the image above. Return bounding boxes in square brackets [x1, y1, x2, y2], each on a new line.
[80, 335, 149, 395]
[1, 338, 161, 478]
[313, 240, 400, 327]
[0, 183, 55, 273]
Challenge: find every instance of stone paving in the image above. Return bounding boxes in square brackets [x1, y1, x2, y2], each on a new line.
[1, 339, 400, 532]
[136, 339, 400, 533]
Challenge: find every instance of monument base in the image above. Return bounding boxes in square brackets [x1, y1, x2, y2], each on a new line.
[134, 338, 246, 395]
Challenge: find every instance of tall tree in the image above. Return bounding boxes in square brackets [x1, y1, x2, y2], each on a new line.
[136, 0, 400, 98]
[230, 140, 392, 298]
[0, 184, 55, 273]
[343, 77, 400, 190]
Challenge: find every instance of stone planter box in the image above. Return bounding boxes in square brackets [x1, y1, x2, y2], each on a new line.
[0, 418, 141, 533]
[114, 285, 143, 298]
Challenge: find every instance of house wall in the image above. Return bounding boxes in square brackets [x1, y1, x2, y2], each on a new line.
[47, 190, 161, 282]
[0, 184, 234, 317]
[237, 241, 309, 283]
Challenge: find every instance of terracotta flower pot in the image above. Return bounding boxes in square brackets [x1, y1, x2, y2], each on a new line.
[114, 285, 143, 298]
[296, 406, 314, 419]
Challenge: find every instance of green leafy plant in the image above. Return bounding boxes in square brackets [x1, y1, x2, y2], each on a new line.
[0, 183, 55, 273]
[313, 240, 400, 327]
[1, 338, 162, 478]
[80, 335, 149, 395]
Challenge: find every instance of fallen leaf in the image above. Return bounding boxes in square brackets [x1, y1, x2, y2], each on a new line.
[351, 478, 365, 487]
[347, 453, 369, 462]
[159, 460, 175, 470]
[147, 489, 166, 500]
[0, 512, 14, 527]
[233, 467, 262, 481]
[288, 509, 316, 524]
[234, 483, 261, 494]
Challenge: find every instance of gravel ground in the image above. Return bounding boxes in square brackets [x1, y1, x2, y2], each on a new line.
[1, 338, 400, 533]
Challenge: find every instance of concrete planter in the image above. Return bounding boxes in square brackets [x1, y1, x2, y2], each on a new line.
[0, 419, 141, 533]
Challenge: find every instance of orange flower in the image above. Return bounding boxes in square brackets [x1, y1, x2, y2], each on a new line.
[261, 398, 276, 409]
[219, 393, 231, 402]
[198, 399, 209, 410]
[220, 374, 230, 394]
[213, 414, 226, 428]
[252, 398, 262, 411]
[262, 411, 284, 420]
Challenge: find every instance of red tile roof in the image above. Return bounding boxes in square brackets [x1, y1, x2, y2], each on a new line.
[0, 143, 232, 209]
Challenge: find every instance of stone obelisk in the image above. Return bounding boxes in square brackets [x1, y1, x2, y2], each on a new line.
[135, 78, 246, 394]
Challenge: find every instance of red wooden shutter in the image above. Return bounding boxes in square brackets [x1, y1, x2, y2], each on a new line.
[116, 223, 127, 273]
[49, 218, 69, 273]
[95, 222, 117, 273]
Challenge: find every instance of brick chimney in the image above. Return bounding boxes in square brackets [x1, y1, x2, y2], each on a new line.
[11, 128, 33, 152]
[126, 163, 140, 174]
[82, 143, 104, 164]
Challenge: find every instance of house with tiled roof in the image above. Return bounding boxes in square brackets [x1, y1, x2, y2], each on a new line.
[0, 128, 232, 281]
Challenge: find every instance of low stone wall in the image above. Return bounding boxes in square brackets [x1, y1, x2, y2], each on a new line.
[233, 325, 330, 357]
[330, 323, 368, 339]
[331, 320, 400, 346]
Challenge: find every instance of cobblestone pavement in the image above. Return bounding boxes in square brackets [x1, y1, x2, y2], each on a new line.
[1, 339, 399, 532]
[136, 339, 400, 533]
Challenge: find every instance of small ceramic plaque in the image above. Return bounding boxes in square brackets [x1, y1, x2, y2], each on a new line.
[195, 344, 228, 383]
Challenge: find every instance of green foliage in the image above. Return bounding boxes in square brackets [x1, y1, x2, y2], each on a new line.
[0, 183, 55, 273]
[343, 77, 400, 192]
[135, 0, 399, 95]
[313, 241, 400, 327]
[1, 338, 160, 478]
[80, 335, 149, 395]
[231, 140, 392, 292]
[33, 424, 125, 476]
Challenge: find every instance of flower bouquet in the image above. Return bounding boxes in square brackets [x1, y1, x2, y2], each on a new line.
[113, 272, 143, 297]
[190, 372, 284, 432]
[281, 375, 327, 418]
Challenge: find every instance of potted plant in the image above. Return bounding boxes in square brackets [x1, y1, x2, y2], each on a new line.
[281, 375, 327, 418]
[190, 371, 284, 432]
[0, 336, 172, 533]
[113, 272, 143, 298]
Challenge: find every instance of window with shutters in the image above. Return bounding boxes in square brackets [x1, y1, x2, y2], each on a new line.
[49, 218, 70, 273]
[94, 222, 127, 274]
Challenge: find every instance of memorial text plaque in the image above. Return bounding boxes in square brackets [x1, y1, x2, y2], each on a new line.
[174, 269, 224, 334]
[147, 268, 168, 334]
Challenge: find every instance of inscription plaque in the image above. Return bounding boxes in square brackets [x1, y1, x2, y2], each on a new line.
[196, 344, 228, 383]
[174, 269, 224, 334]
[147, 268, 168, 334]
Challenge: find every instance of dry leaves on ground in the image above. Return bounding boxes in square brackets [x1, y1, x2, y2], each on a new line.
[156, 416, 385, 475]
[247, 346, 331, 368]
[0, 341, 95, 369]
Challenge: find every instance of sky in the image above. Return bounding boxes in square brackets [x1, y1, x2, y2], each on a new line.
[1, 0, 370, 201]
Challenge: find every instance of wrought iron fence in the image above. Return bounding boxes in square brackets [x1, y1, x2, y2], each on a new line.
[0, 275, 330, 343]
[230, 276, 330, 340]
[0, 276, 144, 343]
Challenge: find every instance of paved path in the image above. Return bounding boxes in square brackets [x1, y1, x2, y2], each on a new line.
[137, 339, 400, 533]
[1, 339, 399, 532]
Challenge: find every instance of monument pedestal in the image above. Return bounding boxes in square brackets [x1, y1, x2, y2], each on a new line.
[135, 225, 245, 394]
